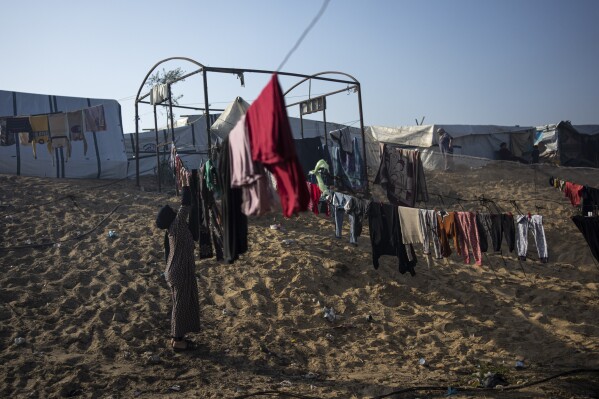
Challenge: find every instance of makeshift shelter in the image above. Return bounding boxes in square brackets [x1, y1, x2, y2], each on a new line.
[124, 114, 216, 176]
[364, 124, 536, 176]
[535, 121, 599, 167]
[0, 90, 127, 179]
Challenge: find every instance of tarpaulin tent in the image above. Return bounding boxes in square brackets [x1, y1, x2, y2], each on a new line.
[535, 121, 599, 167]
[0, 90, 127, 179]
[364, 124, 536, 176]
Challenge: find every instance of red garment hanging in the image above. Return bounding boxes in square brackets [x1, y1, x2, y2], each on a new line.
[245, 74, 310, 217]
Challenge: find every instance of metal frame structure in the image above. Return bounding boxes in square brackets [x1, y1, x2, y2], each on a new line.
[133, 57, 368, 193]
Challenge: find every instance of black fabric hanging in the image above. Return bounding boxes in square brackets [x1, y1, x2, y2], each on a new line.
[188, 169, 200, 242]
[367, 202, 417, 276]
[218, 136, 248, 264]
[572, 215, 599, 263]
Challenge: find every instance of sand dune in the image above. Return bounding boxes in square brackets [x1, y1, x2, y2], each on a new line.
[1, 162, 598, 398]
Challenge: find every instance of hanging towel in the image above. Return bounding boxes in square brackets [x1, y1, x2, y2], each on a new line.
[67, 110, 88, 155]
[229, 115, 275, 216]
[150, 84, 168, 105]
[84, 104, 107, 131]
[29, 115, 52, 158]
[48, 113, 71, 161]
[398, 206, 423, 244]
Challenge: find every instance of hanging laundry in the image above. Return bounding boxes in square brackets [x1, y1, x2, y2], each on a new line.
[306, 182, 322, 215]
[502, 213, 516, 253]
[352, 136, 364, 187]
[188, 169, 201, 242]
[345, 196, 367, 243]
[28, 115, 53, 159]
[572, 215, 599, 263]
[245, 74, 310, 218]
[48, 113, 71, 161]
[150, 83, 169, 105]
[332, 192, 363, 245]
[475, 213, 490, 253]
[67, 110, 88, 155]
[229, 114, 275, 216]
[218, 136, 248, 264]
[0, 119, 15, 146]
[367, 202, 417, 275]
[419, 209, 442, 259]
[455, 211, 483, 266]
[398, 206, 424, 245]
[200, 163, 223, 261]
[489, 213, 503, 252]
[309, 159, 331, 195]
[84, 104, 107, 131]
[329, 127, 353, 153]
[374, 145, 428, 207]
[5, 117, 32, 135]
[437, 211, 461, 258]
[515, 214, 548, 263]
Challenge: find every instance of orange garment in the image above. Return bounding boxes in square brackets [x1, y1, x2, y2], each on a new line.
[437, 211, 461, 258]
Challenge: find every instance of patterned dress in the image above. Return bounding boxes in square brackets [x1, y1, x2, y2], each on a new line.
[165, 204, 200, 338]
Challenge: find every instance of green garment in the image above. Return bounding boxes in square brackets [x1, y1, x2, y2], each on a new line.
[309, 159, 330, 195]
[204, 159, 216, 192]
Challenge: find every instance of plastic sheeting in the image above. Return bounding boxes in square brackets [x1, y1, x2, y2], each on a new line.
[0, 90, 127, 179]
[365, 124, 536, 175]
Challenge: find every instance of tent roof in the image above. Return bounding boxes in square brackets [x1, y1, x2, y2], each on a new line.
[210, 96, 250, 139]
[368, 124, 535, 147]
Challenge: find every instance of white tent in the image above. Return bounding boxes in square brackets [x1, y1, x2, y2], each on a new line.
[0, 90, 127, 179]
[365, 124, 536, 175]
[210, 97, 250, 140]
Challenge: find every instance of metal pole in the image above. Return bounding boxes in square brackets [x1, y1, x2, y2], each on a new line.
[357, 84, 368, 195]
[299, 106, 304, 139]
[135, 101, 140, 187]
[168, 84, 175, 142]
[323, 108, 328, 156]
[202, 69, 212, 160]
[153, 104, 161, 192]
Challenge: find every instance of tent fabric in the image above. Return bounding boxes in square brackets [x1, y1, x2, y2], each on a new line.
[0, 90, 127, 179]
[535, 122, 599, 167]
[365, 124, 536, 174]
[210, 97, 250, 140]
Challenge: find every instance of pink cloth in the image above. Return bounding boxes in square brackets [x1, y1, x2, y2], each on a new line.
[229, 115, 275, 216]
[229, 115, 261, 187]
[455, 211, 482, 266]
[245, 74, 310, 218]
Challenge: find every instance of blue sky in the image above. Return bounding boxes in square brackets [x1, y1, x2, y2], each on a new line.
[1, 0, 597, 133]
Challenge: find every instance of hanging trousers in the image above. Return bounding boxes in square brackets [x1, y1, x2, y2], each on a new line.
[419, 209, 442, 259]
[455, 211, 483, 265]
[515, 214, 549, 263]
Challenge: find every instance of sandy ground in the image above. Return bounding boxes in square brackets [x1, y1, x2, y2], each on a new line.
[0, 161, 598, 398]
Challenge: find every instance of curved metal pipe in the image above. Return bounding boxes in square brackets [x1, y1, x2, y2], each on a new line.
[134, 57, 206, 186]
[283, 71, 360, 96]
